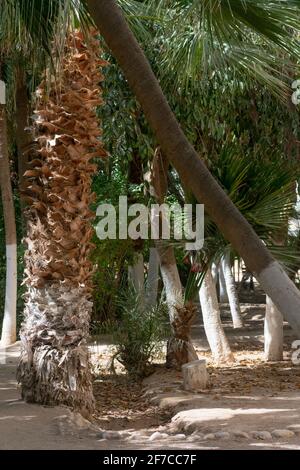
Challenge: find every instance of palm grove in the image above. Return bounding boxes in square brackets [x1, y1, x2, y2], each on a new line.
[1, 0, 300, 413]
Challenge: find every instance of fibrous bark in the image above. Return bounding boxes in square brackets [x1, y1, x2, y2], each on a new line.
[17, 30, 107, 414]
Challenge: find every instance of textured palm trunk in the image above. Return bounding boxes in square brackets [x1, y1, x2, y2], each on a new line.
[264, 295, 283, 361]
[199, 267, 234, 363]
[17, 31, 107, 414]
[145, 247, 159, 309]
[86, 0, 300, 338]
[0, 98, 17, 347]
[221, 253, 244, 328]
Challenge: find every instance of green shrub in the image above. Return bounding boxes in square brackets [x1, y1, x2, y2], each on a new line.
[111, 287, 169, 378]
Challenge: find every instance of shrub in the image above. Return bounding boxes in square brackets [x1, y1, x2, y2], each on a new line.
[111, 287, 169, 378]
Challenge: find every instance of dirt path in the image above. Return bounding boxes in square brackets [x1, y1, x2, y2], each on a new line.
[1, 305, 300, 450]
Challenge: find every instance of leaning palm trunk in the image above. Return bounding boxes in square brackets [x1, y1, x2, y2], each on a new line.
[86, 0, 300, 338]
[0, 94, 17, 347]
[199, 267, 234, 363]
[17, 31, 107, 414]
[264, 296, 283, 361]
[221, 253, 244, 328]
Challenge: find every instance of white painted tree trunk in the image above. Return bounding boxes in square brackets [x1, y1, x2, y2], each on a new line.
[258, 260, 300, 337]
[145, 247, 159, 309]
[0, 95, 17, 347]
[199, 267, 234, 363]
[1, 244, 17, 346]
[211, 262, 218, 285]
[156, 241, 198, 367]
[128, 253, 144, 301]
[264, 295, 283, 361]
[158, 245, 183, 322]
[221, 253, 244, 328]
[218, 263, 228, 303]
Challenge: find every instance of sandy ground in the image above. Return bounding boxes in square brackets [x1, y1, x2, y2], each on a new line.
[1, 303, 300, 450]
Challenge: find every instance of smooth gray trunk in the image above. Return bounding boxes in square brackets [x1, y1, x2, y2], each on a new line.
[219, 263, 228, 303]
[0, 98, 17, 346]
[86, 0, 300, 338]
[145, 247, 159, 309]
[221, 253, 244, 328]
[128, 253, 145, 301]
[264, 295, 283, 361]
[199, 267, 234, 363]
[156, 241, 198, 367]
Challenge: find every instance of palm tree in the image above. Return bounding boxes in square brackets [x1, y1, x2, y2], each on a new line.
[86, 0, 300, 337]
[1, 0, 107, 411]
[151, 149, 198, 367]
[0, 83, 17, 346]
[16, 30, 107, 413]
[0, 0, 83, 346]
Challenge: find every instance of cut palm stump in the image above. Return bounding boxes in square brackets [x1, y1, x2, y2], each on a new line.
[182, 359, 208, 392]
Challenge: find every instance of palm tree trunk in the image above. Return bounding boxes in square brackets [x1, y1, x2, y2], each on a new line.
[151, 149, 197, 367]
[219, 262, 228, 303]
[128, 252, 144, 301]
[264, 295, 283, 361]
[0, 99, 17, 347]
[199, 267, 234, 363]
[17, 31, 107, 414]
[211, 262, 218, 286]
[221, 253, 244, 328]
[86, 0, 300, 337]
[15, 72, 30, 213]
[156, 241, 198, 368]
[145, 247, 159, 309]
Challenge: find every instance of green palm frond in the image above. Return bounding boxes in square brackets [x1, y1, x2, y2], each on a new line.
[150, 0, 300, 97]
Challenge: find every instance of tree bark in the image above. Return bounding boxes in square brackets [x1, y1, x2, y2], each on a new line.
[199, 267, 234, 363]
[221, 253, 244, 328]
[15, 72, 30, 205]
[264, 295, 283, 361]
[0, 101, 17, 347]
[17, 31, 107, 414]
[151, 149, 198, 367]
[86, 0, 300, 338]
[128, 252, 144, 302]
[145, 247, 159, 309]
[219, 262, 228, 303]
